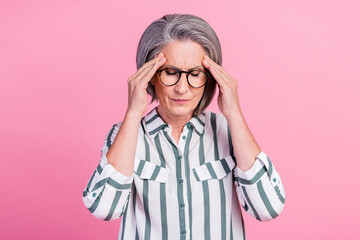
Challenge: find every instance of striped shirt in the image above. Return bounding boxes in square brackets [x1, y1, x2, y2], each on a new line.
[82, 107, 286, 240]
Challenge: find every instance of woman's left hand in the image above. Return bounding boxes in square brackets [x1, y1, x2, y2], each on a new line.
[202, 55, 242, 119]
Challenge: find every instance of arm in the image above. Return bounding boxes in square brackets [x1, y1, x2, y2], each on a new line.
[201, 54, 285, 221]
[81, 112, 142, 221]
[82, 51, 166, 221]
[227, 111, 285, 221]
[233, 149, 286, 222]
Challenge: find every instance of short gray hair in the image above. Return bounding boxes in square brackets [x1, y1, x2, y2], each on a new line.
[136, 13, 222, 116]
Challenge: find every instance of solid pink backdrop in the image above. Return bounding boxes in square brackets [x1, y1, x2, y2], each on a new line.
[1, 0, 359, 239]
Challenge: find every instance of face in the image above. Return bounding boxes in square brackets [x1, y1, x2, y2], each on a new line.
[150, 40, 206, 120]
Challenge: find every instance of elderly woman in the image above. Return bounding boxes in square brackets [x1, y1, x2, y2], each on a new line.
[82, 13, 285, 240]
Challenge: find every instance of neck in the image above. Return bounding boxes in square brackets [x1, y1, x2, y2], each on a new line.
[156, 106, 191, 134]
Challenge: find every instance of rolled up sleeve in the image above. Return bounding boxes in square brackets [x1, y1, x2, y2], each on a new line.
[82, 123, 134, 221]
[233, 150, 286, 222]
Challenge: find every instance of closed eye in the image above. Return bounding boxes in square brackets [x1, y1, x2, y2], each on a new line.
[190, 71, 200, 76]
[165, 68, 178, 75]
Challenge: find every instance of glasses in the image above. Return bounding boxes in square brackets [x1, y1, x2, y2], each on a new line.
[156, 67, 210, 88]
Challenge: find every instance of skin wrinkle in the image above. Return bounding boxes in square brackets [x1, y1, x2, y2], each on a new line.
[161, 64, 205, 71]
[150, 40, 206, 143]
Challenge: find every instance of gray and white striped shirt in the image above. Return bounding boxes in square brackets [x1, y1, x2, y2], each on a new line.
[82, 107, 286, 240]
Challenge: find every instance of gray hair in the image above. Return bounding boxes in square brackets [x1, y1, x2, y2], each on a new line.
[136, 13, 222, 116]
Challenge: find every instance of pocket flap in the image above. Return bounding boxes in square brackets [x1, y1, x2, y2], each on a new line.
[134, 159, 168, 183]
[192, 155, 236, 181]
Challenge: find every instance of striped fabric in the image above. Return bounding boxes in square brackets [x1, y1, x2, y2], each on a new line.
[82, 107, 286, 240]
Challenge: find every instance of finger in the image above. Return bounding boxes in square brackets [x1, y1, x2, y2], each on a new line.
[202, 55, 223, 73]
[209, 64, 227, 86]
[134, 53, 164, 79]
[202, 55, 223, 81]
[202, 55, 218, 68]
[139, 56, 166, 82]
[213, 64, 232, 80]
[201, 55, 225, 85]
[134, 60, 159, 83]
[130, 63, 153, 83]
[132, 53, 164, 79]
[132, 55, 166, 84]
[214, 65, 239, 92]
[203, 55, 226, 76]
[201, 55, 211, 69]
[203, 55, 233, 84]
[140, 57, 166, 84]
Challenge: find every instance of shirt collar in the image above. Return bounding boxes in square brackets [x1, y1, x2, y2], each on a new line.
[142, 107, 206, 137]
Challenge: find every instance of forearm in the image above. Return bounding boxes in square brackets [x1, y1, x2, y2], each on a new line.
[233, 151, 286, 222]
[226, 110, 261, 172]
[106, 110, 142, 176]
[82, 162, 133, 221]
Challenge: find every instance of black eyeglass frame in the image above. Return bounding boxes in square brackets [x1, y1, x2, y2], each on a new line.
[156, 67, 211, 88]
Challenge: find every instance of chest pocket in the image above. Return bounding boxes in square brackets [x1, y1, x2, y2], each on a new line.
[192, 155, 236, 181]
[134, 159, 169, 183]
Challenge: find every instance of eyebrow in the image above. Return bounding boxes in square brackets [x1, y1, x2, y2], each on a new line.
[164, 64, 204, 71]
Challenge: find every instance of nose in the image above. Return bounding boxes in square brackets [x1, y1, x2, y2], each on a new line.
[174, 72, 190, 93]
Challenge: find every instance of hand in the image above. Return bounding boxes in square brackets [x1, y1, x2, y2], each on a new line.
[126, 52, 166, 119]
[202, 55, 242, 119]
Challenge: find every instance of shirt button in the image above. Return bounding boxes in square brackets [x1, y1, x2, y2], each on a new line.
[178, 178, 184, 184]
[180, 202, 185, 208]
[177, 155, 182, 160]
[273, 178, 277, 182]
[92, 192, 96, 197]
[182, 135, 186, 140]
[181, 229, 187, 234]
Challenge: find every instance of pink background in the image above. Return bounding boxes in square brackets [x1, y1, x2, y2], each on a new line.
[1, 0, 359, 239]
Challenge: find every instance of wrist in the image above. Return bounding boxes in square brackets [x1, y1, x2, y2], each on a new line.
[125, 109, 144, 122]
[224, 110, 243, 123]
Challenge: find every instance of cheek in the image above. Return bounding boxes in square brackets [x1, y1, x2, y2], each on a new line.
[195, 89, 205, 100]
[155, 83, 170, 101]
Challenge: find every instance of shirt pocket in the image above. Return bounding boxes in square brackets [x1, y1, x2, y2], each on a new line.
[134, 159, 169, 183]
[192, 155, 236, 181]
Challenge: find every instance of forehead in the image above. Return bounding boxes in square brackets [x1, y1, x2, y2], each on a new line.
[162, 40, 206, 70]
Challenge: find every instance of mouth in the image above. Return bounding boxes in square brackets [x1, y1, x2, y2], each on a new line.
[171, 98, 190, 104]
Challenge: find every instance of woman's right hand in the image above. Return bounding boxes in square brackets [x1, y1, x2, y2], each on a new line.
[126, 52, 166, 120]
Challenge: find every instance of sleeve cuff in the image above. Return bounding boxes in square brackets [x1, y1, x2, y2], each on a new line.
[234, 150, 280, 187]
[235, 150, 265, 179]
[102, 155, 134, 191]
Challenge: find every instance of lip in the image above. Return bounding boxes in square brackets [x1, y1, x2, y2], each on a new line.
[171, 98, 190, 104]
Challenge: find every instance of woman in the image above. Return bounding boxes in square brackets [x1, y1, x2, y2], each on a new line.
[82, 13, 285, 240]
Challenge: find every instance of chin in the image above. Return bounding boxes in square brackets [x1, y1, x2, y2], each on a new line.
[158, 99, 199, 118]
[170, 107, 193, 116]
[167, 105, 195, 117]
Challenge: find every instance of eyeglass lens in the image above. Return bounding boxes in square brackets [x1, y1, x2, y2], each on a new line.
[160, 68, 206, 87]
